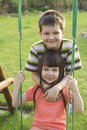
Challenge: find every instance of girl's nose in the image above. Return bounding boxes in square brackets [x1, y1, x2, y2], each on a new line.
[48, 70, 53, 75]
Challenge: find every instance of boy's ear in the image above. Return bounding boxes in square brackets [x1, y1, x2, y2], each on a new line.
[39, 31, 42, 36]
[62, 30, 65, 37]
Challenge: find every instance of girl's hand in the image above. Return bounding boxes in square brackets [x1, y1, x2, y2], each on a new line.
[15, 71, 25, 86]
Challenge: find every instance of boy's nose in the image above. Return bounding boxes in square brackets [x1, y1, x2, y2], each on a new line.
[49, 34, 54, 39]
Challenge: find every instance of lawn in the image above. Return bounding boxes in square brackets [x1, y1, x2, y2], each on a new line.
[0, 11, 87, 130]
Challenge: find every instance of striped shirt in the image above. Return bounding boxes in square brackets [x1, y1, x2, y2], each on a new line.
[25, 38, 82, 73]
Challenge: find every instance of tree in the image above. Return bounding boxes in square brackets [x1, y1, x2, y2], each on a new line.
[1, 0, 13, 13]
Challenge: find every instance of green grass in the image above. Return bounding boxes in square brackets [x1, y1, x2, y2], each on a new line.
[0, 11, 87, 130]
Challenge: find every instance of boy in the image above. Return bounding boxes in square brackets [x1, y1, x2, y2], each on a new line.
[25, 10, 82, 101]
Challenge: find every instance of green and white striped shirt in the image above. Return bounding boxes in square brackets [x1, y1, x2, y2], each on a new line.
[25, 39, 82, 73]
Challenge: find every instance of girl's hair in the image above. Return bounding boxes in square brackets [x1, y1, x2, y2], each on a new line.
[33, 50, 66, 108]
[39, 49, 65, 87]
[38, 10, 66, 32]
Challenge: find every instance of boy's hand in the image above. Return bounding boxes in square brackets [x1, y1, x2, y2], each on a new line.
[66, 76, 78, 93]
[44, 85, 61, 102]
[43, 75, 69, 102]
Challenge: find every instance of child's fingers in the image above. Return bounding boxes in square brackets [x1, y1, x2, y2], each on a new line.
[17, 71, 25, 81]
[8, 78, 14, 84]
[44, 92, 53, 101]
[18, 70, 23, 74]
[44, 91, 48, 98]
[57, 93, 62, 100]
[45, 96, 56, 102]
[11, 79, 14, 84]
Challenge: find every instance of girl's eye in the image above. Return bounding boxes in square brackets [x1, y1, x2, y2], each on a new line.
[52, 68, 59, 71]
[43, 66, 49, 71]
[53, 69, 58, 71]
[43, 68, 48, 71]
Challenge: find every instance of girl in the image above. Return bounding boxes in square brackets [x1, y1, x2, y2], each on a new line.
[12, 50, 84, 130]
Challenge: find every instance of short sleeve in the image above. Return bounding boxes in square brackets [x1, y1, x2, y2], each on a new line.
[25, 46, 39, 72]
[66, 44, 82, 73]
[63, 87, 72, 105]
[26, 85, 39, 101]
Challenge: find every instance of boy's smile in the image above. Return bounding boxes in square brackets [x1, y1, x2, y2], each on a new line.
[40, 24, 64, 50]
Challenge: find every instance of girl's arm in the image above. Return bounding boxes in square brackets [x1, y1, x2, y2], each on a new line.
[0, 78, 14, 90]
[67, 76, 84, 113]
[12, 71, 27, 108]
[32, 72, 40, 85]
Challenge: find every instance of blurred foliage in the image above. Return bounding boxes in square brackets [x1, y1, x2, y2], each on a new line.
[0, 0, 87, 14]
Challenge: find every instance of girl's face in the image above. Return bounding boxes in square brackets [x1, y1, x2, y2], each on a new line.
[42, 66, 59, 84]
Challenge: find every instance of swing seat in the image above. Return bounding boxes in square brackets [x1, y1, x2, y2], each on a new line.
[0, 65, 15, 113]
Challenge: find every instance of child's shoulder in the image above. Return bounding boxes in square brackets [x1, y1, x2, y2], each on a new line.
[26, 84, 40, 93]
[62, 38, 73, 50]
[62, 86, 68, 93]
[62, 38, 73, 45]
[62, 87, 69, 98]
[32, 40, 44, 47]
[31, 40, 46, 52]
[62, 38, 73, 43]
[62, 86, 72, 98]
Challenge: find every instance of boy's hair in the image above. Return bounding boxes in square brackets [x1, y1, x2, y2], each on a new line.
[33, 50, 66, 108]
[38, 10, 66, 32]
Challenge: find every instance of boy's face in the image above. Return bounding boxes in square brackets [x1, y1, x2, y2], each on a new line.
[39, 24, 64, 50]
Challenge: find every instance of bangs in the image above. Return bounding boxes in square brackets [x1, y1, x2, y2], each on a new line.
[43, 55, 60, 67]
[39, 50, 65, 88]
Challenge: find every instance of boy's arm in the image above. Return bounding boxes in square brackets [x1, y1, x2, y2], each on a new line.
[0, 78, 14, 90]
[32, 72, 70, 102]
[12, 71, 27, 108]
[67, 76, 84, 113]
[44, 75, 68, 101]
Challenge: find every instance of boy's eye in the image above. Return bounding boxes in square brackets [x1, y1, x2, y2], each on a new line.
[54, 32, 60, 35]
[44, 32, 49, 35]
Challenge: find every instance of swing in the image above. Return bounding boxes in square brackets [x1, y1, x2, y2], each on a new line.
[66, 0, 78, 129]
[13, 0, 78, 129]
